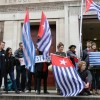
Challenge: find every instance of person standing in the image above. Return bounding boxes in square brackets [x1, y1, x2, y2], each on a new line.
[90, 42, 100, 94]
[4, 47, 19, 94]
[67, 45, 78, 69]
[54, 42, 66, 95]
[14, 42, 26, 92]
[82, 41, 92, 69]
[35, 49, 49, 94]
[0, 41, 6, 94]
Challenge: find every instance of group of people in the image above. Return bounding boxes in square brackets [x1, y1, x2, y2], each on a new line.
[52, 41, 100, 95]
[0, 41, 49, 95]
[0, 40, 100, 95]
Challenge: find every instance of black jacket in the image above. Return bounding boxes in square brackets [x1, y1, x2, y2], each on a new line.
[34, 51, 49, 78]
[78, 70, 92, 83]
[0, 49, 6, 77]
[67, 50, 77, 66]
[81, 49, 89, 69]
[5, 55, 16, 72]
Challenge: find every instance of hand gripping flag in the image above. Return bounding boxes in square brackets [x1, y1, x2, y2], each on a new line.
[85, 0, 100, 20]
[51, 54, 84, 96]
[37, 11, 52, 59]
[22, 9, 36, 72]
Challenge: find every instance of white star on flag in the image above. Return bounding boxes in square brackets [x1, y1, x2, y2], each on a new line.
[60, 59, 67, 65]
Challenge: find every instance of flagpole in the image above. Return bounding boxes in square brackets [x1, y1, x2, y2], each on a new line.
[79, 0, 84, 57]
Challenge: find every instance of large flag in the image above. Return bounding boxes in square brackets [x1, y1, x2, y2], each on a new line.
[37, 11, 52, 59]
[85, 0, 100, 20]
[89, 52, 100, 66]
[22, 9, 36, 72]
[51, 54, 84, 96]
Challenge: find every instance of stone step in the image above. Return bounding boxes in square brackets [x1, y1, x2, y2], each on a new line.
[0, 91, 100, 100]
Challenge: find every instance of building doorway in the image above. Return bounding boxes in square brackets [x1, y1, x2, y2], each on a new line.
[82, 17, 100, 51]
[30, 21, 56, 88]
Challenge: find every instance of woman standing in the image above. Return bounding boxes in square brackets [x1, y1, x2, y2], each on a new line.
[54, 42, 66, 95]
[4, 47, 19, 94]
[90, 42, 100, 94]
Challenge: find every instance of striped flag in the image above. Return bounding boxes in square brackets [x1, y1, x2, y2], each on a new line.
[89, 52, 100, 66]
[51, 54, 84, 96]
[37, 11, 52, 59]
[85, 0, 100, 20]
[22, 9, 36, 72]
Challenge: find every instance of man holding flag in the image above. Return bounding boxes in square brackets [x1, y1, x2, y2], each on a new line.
[22, 9, 36, 72]
[15, 9, 35, 92]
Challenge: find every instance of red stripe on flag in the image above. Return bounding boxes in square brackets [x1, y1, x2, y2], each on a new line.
[24, 9, 29, 23]
[38, 11, 46, 38]
[51, 54, 74, 68]
[85, 0, 93, 12]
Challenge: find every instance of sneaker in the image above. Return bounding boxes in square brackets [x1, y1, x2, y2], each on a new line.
[36, 91, 40, 95]
[25, 90, 31, 93]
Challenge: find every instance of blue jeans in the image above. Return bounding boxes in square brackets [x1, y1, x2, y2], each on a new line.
[4, 70, 17, 91]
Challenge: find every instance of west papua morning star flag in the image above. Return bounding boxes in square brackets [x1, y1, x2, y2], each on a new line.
[85, 0, 100, 20]
[89, 52, 100, 66]
[51, 54, 84, 96]
[22, 9, 36, 72]
[37, 11, 52, 59]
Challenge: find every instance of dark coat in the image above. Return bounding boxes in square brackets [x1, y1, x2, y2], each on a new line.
[67, 50, 77, 67]
[81, 49, 89, 69]
[0, 50, 6, 77]
[5, 55, 16, 73]
[78, 70, 92, 83]
[34, 51, 49, 78]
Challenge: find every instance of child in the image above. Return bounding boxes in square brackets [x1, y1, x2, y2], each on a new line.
[78, 61, 92, 95]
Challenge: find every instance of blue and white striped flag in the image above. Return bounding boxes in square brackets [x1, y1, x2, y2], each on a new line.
[22, 9, 36, 72]
[87, 1, 100, 20]
[51, 54, 84, 96]
[89, 52, 100, 66]
[37, 11, 52, 59]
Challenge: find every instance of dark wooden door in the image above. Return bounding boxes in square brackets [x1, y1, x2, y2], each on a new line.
[30, 24, 56, 88]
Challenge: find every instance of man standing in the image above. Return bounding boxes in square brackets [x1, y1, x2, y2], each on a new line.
[14, 42, 26, 92]
[0, 41, 6, 94]
[82, 41, 92, 69]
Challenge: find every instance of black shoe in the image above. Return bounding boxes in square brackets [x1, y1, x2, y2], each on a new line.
[44, 91, 49, 94]
[15, 90, 20, 94]
[86, 91, 92, 95]
[5, 91, 8, 94]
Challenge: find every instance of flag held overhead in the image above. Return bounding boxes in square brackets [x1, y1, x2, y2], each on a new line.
[37, 11, 52, 59]
[22, 9, 36, 72]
